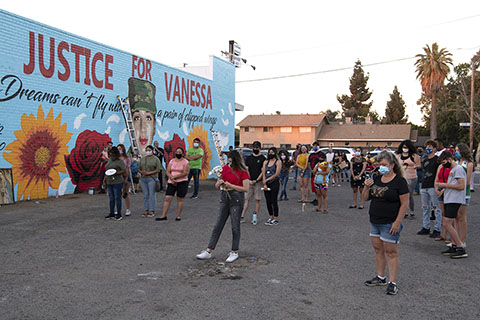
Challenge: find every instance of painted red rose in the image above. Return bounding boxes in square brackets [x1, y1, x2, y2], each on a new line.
[65, 130, 111, 193]
[164, 134, 186, 165]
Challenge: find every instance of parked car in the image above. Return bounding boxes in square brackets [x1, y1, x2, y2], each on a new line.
[369, 149, 395, 159]
[318, 147, 356, 161]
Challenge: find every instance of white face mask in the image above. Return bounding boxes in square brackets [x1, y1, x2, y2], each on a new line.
[402, 148, 409, 153]
[132, 158, 138, 162]
[145, 150, 153, 156]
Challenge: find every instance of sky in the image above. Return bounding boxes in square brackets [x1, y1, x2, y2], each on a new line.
[3, 0, 480, 126]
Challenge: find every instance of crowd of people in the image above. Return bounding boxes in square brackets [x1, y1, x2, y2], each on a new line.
[100, 137, 474, 295]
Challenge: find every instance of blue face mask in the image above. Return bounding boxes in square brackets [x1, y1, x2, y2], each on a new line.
[455, 151, 461, 159]
[193, 142, 199, 148]
[425, 148, 433, 155]
[379, 165, 390, 175]
[355, 151, 361, 156]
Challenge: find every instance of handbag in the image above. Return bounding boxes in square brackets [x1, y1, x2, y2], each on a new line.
[339, 161, 347, 169]
[154, 178, 161, 192]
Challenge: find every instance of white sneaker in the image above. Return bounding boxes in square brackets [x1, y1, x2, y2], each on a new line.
[226, 251, 239, 263]
[196, 250, 212, 260]
[125, 209, 131, 216]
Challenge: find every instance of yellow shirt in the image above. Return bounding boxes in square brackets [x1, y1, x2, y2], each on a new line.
[297, 153, 308, 168]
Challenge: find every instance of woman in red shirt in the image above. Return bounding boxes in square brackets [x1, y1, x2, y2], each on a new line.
[196, 150, 250, 263]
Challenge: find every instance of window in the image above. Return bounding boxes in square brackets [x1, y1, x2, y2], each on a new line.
[344, 142, 350, 146]
[244, 127, 255, 132]
[280, 127, 292, 133]
[299, 127, 311, 133]
[244, 127, 249, 132]
[387, 142, 392, 147]
[263, 144, 274, 148]
[280, 144, 292, 149]
[263, 127, 273, 132]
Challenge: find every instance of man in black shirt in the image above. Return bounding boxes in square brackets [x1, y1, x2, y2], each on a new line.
[417, 140, 442, 237]
[241, 141, 266, 223]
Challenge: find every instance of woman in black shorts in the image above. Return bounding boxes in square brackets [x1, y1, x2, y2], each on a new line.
[156, 147, 190, 221]
[350, 147, 367, 209]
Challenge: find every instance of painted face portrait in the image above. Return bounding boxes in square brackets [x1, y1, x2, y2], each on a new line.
[128, 78, 157, 158]
[132, 110, 155, 154]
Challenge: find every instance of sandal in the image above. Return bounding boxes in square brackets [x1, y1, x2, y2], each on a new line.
[349, 205, 357, 208]
[298, 199, 305, 203]
[323, 210, 328, 214]
[314, 208, 321, 212]
[147, 212, 155, 217]
[142, 211, 148, 217]
[434, 236, 446, 241]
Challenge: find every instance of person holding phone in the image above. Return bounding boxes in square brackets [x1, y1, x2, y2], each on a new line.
[362, 151, 409, 295]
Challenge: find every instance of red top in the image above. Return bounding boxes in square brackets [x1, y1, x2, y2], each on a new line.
[221, 165, 250, 186]
[438, 166, 452, 183]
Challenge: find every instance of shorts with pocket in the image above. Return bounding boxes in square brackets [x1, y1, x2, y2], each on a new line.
[246, 181, 262, 201]
[299, 169, 311, 178]
[369, 222, 403, 244]
[166, 181, 188, 198]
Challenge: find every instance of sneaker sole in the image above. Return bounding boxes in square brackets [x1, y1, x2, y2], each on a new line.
[386, 290, 398, 295]
[365, 282, 387, 287]
[450, 253, 468, 259]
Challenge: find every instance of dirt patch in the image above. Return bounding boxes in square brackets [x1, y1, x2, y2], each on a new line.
[184, 256, 269, 280]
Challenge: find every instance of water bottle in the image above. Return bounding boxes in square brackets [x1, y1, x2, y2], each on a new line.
[302, 203, 306, 212]
[252, 212, 257, 225]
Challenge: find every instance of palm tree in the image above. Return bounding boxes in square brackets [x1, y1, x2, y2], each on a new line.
[414, 43, 453, 139]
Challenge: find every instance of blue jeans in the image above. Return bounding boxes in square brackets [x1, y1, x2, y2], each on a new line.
[292, 167, 299, 188]
[279, 172, 289, 199]
[415, 170, 423, 193]
[107, 183, 123, 215]
[188, 168, 201, 196]
[341, 168, 349, 181]
[140, 177, 157, 211]
[208, 191, 244, 251]
[420, 188, 442, 231]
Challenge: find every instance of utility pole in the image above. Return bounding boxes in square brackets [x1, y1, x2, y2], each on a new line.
[471, 51, 480, 151]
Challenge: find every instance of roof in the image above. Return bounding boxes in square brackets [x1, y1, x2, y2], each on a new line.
[318, 124, 412, 141]
[237, 114, 327, 127]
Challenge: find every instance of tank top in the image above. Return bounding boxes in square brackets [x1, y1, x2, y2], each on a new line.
[437, 166, 452, 183]
[168, 158, 189, 183]
[399, 154, 417, 180]
[297, 153, 308, 168]
[265, 160, 279, 180]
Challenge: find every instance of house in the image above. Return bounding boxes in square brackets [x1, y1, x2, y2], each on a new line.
[237, 114, 328, 149]
[317, 121, 417, 149]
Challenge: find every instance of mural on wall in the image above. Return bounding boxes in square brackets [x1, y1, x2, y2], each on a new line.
[0, 168, 14, 204]
[3, 106, 72, 200]
[65, 130, 111, 193]
[187, 123, 212, 179]
[0, 10, 235, 202]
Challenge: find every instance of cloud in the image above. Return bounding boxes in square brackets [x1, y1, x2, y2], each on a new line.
[228, 103, 233, 116]
[105, 126, 111, 135]
[182, 122, 190, 136]
[106, 114, 120, 124]
[58, 177, 71, 196]
[221, 118, 229, 126]
[119, 128, 127, 144]
[157, 129, 170, 140]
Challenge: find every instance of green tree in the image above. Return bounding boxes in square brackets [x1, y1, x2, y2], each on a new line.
[384, 86, 408, 124]
[234, 128, 240, 147]
[414, 43, 453, 139]
[337, 60, 373, 121]
[325, 109, 340, 122]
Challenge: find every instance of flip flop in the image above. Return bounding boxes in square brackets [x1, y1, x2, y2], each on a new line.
[313, 208, 321, 212]
[323, 210, 328, 214]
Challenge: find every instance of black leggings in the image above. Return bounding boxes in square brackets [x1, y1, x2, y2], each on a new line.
[264, 179, 280, 217]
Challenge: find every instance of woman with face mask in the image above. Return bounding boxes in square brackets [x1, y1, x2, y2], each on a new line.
[117, 144, 132, 216]
[350, 148, 367, 209]
[262, 147, 282, 225]
[296, 145, 311, 203]
[139, 145, 162, 217]
[278, 150, 295, 201]
[156, 147, 190, 221]
[103, 147, 127, 221]
[454, 143, 473, 248]
[396, 140, 420, 220]
[362, 151, 409, 295]
[196, 150, 250, 263]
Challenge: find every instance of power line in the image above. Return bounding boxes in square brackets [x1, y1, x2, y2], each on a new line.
[236, 56, 416, 83]
[236, 46, 480, 84]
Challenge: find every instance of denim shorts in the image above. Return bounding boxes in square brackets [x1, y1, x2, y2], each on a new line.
[369, 222, 403, 244]
[464, 198, 470, 206]
[299, 169, 311, 178]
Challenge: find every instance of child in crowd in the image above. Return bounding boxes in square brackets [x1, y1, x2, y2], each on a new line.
[313, 161, 331, 213]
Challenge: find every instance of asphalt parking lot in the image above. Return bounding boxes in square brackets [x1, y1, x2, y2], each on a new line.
[1, 180, 479, 320]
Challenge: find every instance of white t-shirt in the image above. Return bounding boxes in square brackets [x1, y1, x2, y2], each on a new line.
[444, 165, 466, 204]
[435, 148, 445, 157]
[326, 152, 334, 163]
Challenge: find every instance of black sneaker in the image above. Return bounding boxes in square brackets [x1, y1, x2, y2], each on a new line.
[190, 195, 198, 199]
[105, 213, 115, 219]
[430, 230, 441, 238]
[442, 245, 457, 255]
[240, 217, 246, 223]
[364, 276, 387, 286]
[311, 199, 318, 206]
[417, 228, 430, 235]
[386, 282, 398, 295]
[450, 247, 468, 259]
[114, 214, 123, 221]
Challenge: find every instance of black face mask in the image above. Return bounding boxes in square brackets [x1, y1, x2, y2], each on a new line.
[268, 154, 275, 159]
[253, 149, 260, 155]
[443, 162, 451, 168]
[175, 154, 182, 159]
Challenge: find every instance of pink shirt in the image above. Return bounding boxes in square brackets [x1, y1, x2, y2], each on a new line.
[168, 158, 189, 183]
[397, 154, 417, 180]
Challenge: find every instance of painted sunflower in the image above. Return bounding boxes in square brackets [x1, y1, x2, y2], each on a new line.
[4, 105, 72, 200]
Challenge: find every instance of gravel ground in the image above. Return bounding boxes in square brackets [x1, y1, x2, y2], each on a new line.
[0, 180, 479, 320]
